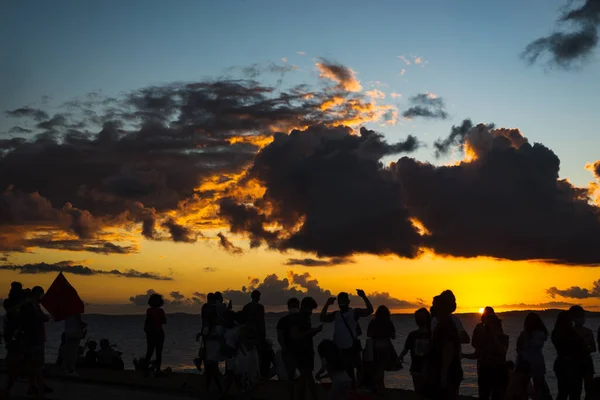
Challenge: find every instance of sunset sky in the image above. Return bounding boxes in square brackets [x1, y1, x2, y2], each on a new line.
[1, 0, 600, 314]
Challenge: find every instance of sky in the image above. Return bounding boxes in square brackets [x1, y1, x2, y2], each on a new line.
[1, 0, 600, 314]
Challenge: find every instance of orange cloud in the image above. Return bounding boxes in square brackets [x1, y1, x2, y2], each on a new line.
[315, 60, 363, 92]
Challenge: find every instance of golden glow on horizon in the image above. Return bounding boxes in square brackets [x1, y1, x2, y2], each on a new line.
[479, 307, 485, 314]
[3, 239, 599, 313]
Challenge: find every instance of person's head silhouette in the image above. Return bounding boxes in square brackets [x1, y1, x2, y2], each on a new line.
[569, 305, 585, 327]
[524, 312, 547, 336]
[206, 292, 214, 304]
[375, 305, 391, 320]
[251, 290, 261, 303]
[481, 306, 496, 323]
[214, 292, 224, 304]
[415, 307, 431, 329]
[287, 297, 300, 313]
[31, 286, 44, 302]
[88, 341, 97, 351]
[100, 339, 110, 349]
[148, 293, 164, 308]
[301, 297, 318, 314]
[337, 292, 350, 311]
[554, 310, 573, 331]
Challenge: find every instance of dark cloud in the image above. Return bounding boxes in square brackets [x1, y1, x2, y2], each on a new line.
[547, 280, 600, 298]
[523, 0, 600, 68]
[218, 271, 418, 308]
[8, 127, 32, 134]
[0, 261, 171, 280]
[285, 257, 353, 267]
[6, 107, 49, 122]
[129, 289, 202, 306]
[394, 122, 600, 265]
[402, 93, 448, 120]
[1, 68, 389, 255]
[24, 238, 138, 254]
[219, 125, 422, 258]
[217, 232, 243, 254]
[162, 218, 198, 243]
[160, 271, 418, 310]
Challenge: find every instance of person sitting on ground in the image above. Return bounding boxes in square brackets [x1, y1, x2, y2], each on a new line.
[320, 289, 373, 386]
[316, 339, 352, 400]
[399, 307, 431, 396]
[97, 339, 123, 370]
[82, 341, 98, 368]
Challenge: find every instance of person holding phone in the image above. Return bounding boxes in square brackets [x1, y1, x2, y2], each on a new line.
[320, 289, 373, 386]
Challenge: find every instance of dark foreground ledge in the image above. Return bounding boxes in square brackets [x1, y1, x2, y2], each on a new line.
[0, 358, 475, 399]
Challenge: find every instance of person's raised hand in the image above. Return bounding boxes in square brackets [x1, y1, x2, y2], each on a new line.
[326, 297, 336, 306]
[356, 289, 366, 298]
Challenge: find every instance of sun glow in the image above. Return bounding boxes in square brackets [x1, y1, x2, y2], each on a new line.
[479, 307, 485, 314]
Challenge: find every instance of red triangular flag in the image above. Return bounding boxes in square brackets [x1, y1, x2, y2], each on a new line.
[41, 272, 85, 321]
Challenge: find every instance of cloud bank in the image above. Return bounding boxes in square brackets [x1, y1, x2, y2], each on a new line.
[0, 261, 172, 280]
[523, 0, 600, 68]
[547, 279, 600, 298]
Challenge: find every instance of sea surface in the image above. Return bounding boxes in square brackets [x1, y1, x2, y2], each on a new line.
[1, 312, 599, 397]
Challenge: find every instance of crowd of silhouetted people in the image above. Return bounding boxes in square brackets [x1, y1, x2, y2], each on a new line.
[3, 280, 600, 400]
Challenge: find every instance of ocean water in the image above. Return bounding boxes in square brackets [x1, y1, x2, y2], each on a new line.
[2, 312, 599, 397]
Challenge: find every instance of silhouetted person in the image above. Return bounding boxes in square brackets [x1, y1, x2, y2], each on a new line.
[97, 338, 123, 369]
[517, 313, 550, 400]
[469, 309, 509, 400]
[243, 289, 266, 341]
[431, 290, 469, 344]
[20, 286, 51, 398]
[144, 293, 166, 375]
[290, 297, 322, 400]
[194, 292, 215, 372]
[83, 341, 98, 367]
[62, 313, 85, 375]
[399, 307, 431, 396]
[570, 306, 596, 400]
[320, 289, 373, 385]
[315, 339, 351, 400]
[428, 293, 462, 400]
[552, 311, 586, 400]
[204, 292, 226, 394]
[277, 297, 300, 399]
[1, 282, 26, 398]
[222, 310, 240, 396]
[367, 305, 396, 394]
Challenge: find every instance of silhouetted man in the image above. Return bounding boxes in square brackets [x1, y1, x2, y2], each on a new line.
[320, 289, 373, 385]
[243, 290, 266, 341]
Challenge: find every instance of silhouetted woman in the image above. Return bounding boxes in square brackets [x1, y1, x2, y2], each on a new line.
[428, 294, 462, 400]
[469, 311, 509, 400]
[367, 305, 396, 394]
[516, 313, 550, 400]
[144, 293, 166, 375]
[552, 311, 586, 400]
